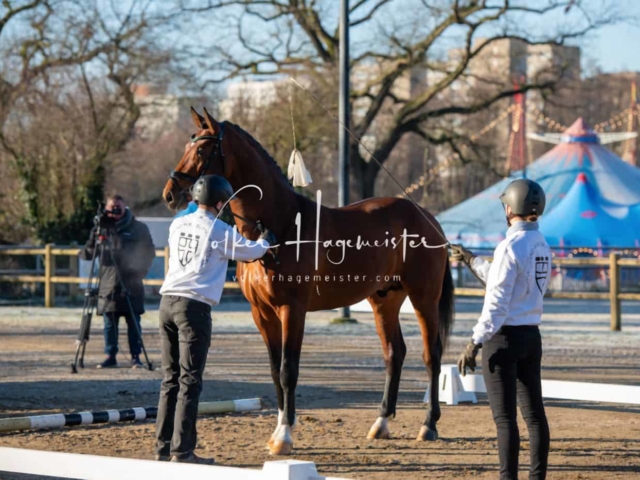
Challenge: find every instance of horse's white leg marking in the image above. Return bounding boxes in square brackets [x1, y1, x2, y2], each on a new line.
[266, 410, 284, 449]
[367, 416, 391, 440]
[269, 424, 293, 456]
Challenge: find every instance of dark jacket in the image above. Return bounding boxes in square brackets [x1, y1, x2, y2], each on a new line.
[80, 209, 156, 314]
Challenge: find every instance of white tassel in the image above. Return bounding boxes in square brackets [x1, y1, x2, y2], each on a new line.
[288, 149, 312, 187]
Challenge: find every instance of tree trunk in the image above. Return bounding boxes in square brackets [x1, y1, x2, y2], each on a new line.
[351, 147, 382, 200]
[360, 161, 380, 199]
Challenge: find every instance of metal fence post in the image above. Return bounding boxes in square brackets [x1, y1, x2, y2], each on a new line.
[44, 243, 54, 308]
[610, 252, 621, 331]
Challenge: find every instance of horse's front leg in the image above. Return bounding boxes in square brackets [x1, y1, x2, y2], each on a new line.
[249, 305, 285, 450]
[269, 303, 306, 456]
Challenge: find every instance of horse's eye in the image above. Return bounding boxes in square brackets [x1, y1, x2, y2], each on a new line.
[197, 147, 204, 156]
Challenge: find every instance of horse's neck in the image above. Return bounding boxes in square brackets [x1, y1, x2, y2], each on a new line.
[229, 149, 297, 238]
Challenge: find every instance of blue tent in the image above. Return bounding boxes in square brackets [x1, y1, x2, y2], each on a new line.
[539, 173, 640, 247]
[437, 118, 640, 248]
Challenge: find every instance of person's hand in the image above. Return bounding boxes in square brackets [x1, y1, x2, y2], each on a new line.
[258, 228, 276, 247]
[450, 244, 475, 265]
[457, 341, 481, 377]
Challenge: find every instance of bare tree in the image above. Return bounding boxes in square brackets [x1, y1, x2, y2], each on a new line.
[221, 79, 341, 201]
[0, 0, 175, 242]
[177, 0, 621, 198]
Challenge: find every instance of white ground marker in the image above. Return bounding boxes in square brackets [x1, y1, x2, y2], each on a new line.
[425, 364, 640, 406]
[0, 447, 349, 480]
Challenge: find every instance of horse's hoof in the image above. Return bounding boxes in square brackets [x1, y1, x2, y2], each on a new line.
[416, 425, 438, 441]
[269, 440, 293, 456]
[366, 417, 390, 440]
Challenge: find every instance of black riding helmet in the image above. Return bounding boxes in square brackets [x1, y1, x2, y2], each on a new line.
[500, 179, 546, 216]
[191, 175, 234, 207]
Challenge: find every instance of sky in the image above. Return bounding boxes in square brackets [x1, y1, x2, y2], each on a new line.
[344, 0, 640, 79]
[585, 23, 640, 73]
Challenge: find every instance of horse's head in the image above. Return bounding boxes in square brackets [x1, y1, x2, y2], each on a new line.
[163, 107, 231, 211]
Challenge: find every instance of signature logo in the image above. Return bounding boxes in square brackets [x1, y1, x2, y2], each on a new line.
[535, 256, 549, 293]
[178, 233, 200, 266]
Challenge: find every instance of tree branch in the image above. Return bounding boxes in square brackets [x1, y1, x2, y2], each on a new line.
[350, 0, 392, 27]
[0, 0, 45, 36]
[407, 81, 556, 128]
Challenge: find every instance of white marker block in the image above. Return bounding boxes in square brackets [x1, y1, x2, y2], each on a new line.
[424, 364, 478, 405]
[262, 460, 319, 480]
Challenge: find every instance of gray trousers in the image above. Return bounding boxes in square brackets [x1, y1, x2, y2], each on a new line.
[155, 295, 212, 458]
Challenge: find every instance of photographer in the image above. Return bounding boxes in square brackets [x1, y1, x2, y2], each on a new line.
[80, 194, 156, 369]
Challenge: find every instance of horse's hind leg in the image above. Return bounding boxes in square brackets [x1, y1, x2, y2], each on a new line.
[366, 288, 407, 440]
[249, 304, 285, 450]
[408, 292, 442, 441]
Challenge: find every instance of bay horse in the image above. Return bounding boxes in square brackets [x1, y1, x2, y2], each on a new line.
[162, 107, 454, 456]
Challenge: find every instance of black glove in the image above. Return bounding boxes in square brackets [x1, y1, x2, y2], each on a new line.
[258, 228, 276, 247]
[450, 244, 475, 265]
[457, 341, 481, 377]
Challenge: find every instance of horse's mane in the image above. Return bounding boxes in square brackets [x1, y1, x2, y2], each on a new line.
[225, 121, 294, 191]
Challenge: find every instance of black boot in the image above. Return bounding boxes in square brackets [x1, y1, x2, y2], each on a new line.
[131, 355, 143, 369]
[97, 356, 117, 369]
[170, 453, 215, 465]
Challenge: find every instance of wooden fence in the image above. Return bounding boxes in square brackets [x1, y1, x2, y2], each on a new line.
[1, 246, 639, 331]
[0, 245, 240, 309]
[454, 252, 640, 331]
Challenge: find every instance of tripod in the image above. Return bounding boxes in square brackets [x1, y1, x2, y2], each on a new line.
[71, 226, 153, 373]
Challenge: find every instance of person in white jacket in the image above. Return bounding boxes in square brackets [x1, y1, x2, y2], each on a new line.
[155, 175, 273, 464]
[452, 179, 551, 480]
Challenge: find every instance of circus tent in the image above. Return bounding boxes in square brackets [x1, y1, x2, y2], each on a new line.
[539, 173, 640, 248]
[437, 118, 640, 249]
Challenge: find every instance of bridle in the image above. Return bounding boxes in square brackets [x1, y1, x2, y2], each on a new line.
[166, 122, 280, 265]
[169, 122, 226, 188]
[168, 122, 251, 226]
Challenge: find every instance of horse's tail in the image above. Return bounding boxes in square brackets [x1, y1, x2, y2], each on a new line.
[438, 257, 455, 352]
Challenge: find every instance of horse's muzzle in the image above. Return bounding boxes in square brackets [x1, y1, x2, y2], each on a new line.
[164, 188, 189, 212]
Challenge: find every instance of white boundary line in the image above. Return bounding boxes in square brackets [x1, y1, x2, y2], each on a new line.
[426, 365, 640, 406]
[461, 374, 640, 405]
[0, 447, 348, 480]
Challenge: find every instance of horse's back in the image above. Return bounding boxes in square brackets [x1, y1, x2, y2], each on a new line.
[333, 196, 444, 238]
[339, 196, 411, 212]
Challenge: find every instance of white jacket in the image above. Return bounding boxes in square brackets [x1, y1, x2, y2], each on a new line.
[470, 221, 551, 345]
[159, 209, 269, 306]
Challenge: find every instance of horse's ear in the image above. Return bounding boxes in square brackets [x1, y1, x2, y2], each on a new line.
[202, 107, 219, 133]
[190, 106, 206, 129]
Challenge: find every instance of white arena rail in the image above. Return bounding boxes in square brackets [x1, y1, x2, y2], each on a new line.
[0, 447, 349, 480]
[427, 364, 640, 406]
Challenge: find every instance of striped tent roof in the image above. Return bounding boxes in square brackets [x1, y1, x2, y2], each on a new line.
[437, 118, 640, 248]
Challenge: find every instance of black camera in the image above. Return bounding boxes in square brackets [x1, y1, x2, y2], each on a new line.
[93, 203, 120, 231]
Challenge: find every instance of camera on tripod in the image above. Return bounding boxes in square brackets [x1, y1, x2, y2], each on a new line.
[93, 203, 122, 232]
[71, 201, 153, 373]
